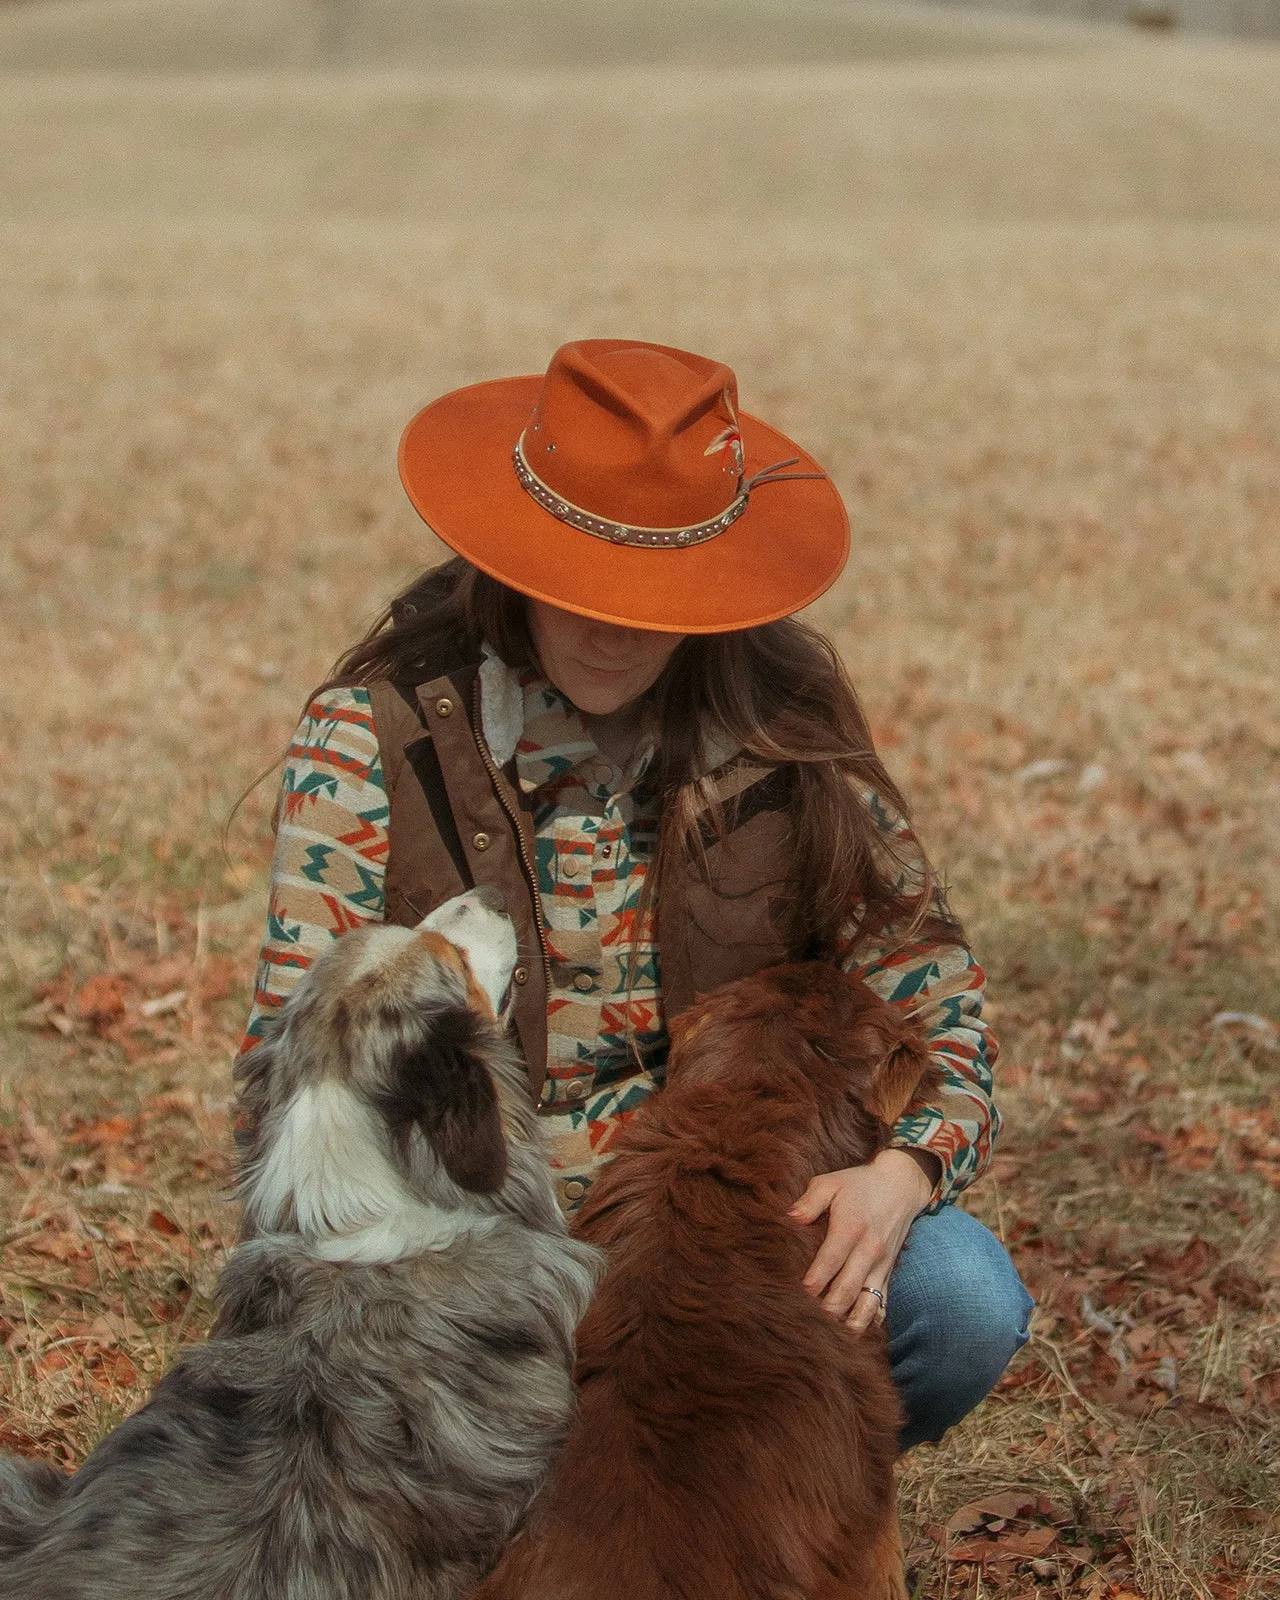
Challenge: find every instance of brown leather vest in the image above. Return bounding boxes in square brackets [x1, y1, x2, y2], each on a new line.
[367, 667, 799, 1099]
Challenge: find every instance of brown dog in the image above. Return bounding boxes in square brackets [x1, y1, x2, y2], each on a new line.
[474, 962, 939, 1600]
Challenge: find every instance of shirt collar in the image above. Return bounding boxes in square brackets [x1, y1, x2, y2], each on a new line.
[477, 647, 657, 797]
[477, 646, 731, 797]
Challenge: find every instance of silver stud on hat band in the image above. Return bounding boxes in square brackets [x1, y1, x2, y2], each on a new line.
[512, 435, 748, 549]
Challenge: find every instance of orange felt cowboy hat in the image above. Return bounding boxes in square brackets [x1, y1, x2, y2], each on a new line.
[398, 338, 849, 634]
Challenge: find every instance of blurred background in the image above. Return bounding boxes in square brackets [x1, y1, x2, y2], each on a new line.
[1, 2, 1278, 1597]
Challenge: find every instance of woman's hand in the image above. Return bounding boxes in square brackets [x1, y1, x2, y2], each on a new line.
[787, 1148, 939, 1332]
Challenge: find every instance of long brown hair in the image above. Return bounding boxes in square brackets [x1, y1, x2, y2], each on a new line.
[317, 557, 962, 961]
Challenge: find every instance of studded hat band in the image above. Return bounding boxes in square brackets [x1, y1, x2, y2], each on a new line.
[512, 435, 745, 548]
[512, 434, 825, 550]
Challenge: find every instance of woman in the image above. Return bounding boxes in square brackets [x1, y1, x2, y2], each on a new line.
[238, 338, 1032, 1450]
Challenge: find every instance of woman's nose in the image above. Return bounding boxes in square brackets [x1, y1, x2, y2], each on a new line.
[586, 622, 640, 656]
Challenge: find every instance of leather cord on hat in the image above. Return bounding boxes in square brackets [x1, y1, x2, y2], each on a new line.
[740, 456, 826, 492]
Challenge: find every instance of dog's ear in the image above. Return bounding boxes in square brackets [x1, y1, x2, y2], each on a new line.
[831, 982, 940, 1128]
[388, 1010, 508, 1194]
[866, 1028, 938, 1127]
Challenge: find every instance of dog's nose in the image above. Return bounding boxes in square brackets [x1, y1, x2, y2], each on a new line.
[472, 885, 505, 914]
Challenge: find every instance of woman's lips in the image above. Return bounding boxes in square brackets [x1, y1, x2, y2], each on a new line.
[576, 661, 637, 677]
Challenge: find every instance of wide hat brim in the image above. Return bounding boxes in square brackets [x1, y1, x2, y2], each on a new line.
[399, 376, 850, 634]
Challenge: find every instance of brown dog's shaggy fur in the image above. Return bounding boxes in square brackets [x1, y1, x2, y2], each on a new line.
[474, 962, 940, 1600]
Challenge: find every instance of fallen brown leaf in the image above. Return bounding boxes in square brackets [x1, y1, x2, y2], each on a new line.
[17, 1102, 60, 1166]
[1210, 1260, 1265, 1311]
[21, 1229, 93, 1263]
[73, 1114, 135, 1148]
[946, 1492, 1039, 1534]
[74, 975, 130, 1027]
[989, 1528, 1059, 1560]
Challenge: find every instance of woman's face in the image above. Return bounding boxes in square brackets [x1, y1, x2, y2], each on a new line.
[527, 600, 687, 715]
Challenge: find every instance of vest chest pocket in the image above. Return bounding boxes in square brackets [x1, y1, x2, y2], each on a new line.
[683, 808, 793, 995]
[383, 735, 471, 927]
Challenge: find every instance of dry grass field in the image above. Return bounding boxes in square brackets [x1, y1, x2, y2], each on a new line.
[1, 0, 1278, 1595]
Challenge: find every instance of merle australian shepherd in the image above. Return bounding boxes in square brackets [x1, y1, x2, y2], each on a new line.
[0, 889, 603, 1600]
[474, 962, 940, 1600]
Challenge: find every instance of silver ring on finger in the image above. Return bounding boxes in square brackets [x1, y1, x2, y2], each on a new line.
[860, 1284, 887, 1323]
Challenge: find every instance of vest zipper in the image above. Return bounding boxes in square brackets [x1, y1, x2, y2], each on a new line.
[469, 678, 551, 988]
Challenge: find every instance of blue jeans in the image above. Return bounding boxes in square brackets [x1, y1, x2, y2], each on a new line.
[885, 1205, 1034, 1452]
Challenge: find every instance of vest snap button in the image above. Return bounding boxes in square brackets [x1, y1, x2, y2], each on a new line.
[562, 1178, 587, 1201]
[513, 966, 529, 985]
[572, 971, 594, 993]
[472, 831, 491, 851]
[434, 696, 454, 717]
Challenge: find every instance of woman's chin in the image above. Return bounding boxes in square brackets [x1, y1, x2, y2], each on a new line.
[560, 672, 644, 715]
[569, 687, 634, 715]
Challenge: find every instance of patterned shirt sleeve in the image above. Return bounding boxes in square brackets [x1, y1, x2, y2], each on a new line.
[236, 686, 389, 1060]
[838, 788, 1001, 1212]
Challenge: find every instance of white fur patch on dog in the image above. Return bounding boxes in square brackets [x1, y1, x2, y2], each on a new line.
[340, 921, 416, 984]
[244, 1080, 482, 1263]
[309, 1206, 491, 1266]
[420, 895, 518, 1018]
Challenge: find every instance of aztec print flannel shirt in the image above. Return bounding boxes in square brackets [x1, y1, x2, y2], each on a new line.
[238, 674, 1001, 1215]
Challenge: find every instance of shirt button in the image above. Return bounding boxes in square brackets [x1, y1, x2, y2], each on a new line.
[561, 858, 580, 879]
[434, 696, 453, 717]
[592, 762, 613, 786]
[513, 966, 528, 985]
[572, 972, 594, 993]
[472, 831, 491, 851]
[567, 1080, 589, 1102]
[562, 1178, 587, 1202]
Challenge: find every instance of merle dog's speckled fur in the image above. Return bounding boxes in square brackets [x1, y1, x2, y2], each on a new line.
[0, 904, 603, 1600]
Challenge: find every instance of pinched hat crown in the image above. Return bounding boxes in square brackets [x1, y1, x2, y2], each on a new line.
[520, 342, 745, 533]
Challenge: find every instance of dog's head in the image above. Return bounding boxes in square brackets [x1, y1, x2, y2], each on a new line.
[234, 889, 522, 1257]
[667, 963, 940, 1175]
